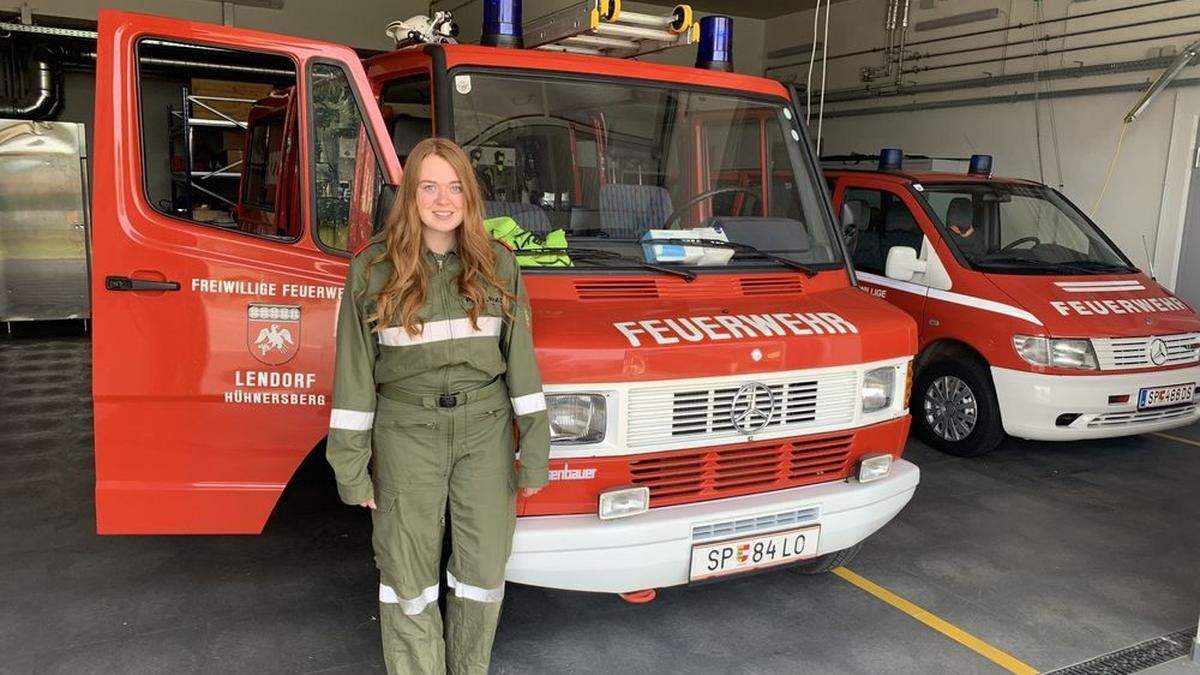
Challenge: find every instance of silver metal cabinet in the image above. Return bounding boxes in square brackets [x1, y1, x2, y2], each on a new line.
[0, 119, 90, 322]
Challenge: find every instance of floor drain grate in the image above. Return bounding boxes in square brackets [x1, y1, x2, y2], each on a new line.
[1043, 627, 1197, 675]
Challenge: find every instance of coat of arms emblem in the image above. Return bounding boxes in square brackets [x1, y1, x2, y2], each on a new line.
[248, 303, 300, 365]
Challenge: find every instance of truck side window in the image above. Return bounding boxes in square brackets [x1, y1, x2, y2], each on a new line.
[136, 39, 297, 240]
[310, 62, 385, 253]
[379, 76, 433, 164]
[842, 188, 923, 274]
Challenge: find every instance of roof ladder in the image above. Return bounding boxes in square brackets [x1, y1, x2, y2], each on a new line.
[524, 0, 698, 58]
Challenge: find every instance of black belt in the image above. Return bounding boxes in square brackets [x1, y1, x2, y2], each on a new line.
[378, 377, 504, 409]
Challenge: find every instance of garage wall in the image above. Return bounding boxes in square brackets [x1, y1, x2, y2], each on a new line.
[21, 0, 425, 51]
[766, 0, 1200, 290]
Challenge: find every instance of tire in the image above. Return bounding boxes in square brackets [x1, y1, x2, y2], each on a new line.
[788, 542, 862, 575]
[912, 356, 1005, 457]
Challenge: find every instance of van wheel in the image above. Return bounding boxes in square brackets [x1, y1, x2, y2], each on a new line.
[913, 357, 1005, 457]
[789, 542, 862, 575]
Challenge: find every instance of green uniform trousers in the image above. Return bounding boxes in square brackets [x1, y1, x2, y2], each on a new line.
[370, 379, 517, 675]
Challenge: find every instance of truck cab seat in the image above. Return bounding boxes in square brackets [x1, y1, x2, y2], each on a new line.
[599, 184, 672, 239]
[484, 201, 552, 237]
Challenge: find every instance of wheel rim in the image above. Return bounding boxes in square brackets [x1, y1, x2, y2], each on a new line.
[923, 375, 978, 442]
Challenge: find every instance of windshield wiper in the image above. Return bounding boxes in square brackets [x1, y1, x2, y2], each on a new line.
[639, 237, 819, 277]
[978, 254, 1130, 276]
[511, 246, 697, 282]
[1050, 259, 1138, 274]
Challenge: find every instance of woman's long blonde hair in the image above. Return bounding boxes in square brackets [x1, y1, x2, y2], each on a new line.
[367, 137, 515, 336]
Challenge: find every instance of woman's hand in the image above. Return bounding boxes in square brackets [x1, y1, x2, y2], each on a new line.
[361, 497, 377, 510]
[520, 486, 543, 498]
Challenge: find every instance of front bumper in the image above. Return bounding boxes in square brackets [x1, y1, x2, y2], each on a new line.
[505, 460, 919, 593]
[991, 365, 1200, 441]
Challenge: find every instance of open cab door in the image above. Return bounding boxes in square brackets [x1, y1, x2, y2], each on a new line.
[91, 10, 400, 533]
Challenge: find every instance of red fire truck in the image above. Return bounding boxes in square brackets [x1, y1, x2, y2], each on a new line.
[90, 8, 919, 596]
[826, 151, 1200, 457]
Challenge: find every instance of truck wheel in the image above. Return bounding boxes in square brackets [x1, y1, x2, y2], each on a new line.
[788, 542, 862, 575]
[913, 357, 1005, 457]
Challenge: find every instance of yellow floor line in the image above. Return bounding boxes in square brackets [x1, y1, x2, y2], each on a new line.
[832, 567, 1038, 675]
[1151, 431, 1200, 448]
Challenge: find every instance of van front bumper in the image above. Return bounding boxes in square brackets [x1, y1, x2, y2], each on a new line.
[505, 460, 919, 593]
[991, 365, 1200, 441]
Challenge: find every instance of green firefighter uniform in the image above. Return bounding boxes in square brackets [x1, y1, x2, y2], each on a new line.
[326, 236, 550, 675]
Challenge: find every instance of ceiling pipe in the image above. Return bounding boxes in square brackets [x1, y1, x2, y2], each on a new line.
[0, 48, 63, 119]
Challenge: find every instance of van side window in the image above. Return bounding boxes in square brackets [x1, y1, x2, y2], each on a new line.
[136, 39, 298, 240]
[379, 76, 433, 164]
[310, 62, 385, 253]
[842, 188, 923, 274]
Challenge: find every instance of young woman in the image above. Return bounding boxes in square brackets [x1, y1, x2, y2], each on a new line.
[325, 137, 550, 674]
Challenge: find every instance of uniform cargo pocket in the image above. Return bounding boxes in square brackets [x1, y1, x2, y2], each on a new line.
[372, 485, 399, 513]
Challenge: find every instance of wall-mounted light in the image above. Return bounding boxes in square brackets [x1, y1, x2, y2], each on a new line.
[1125, 39, 1200, 123]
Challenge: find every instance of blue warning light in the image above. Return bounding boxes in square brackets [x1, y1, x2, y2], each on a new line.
[969, 154, 993, 177]
[879, 148, 904, 171]
[482, 0, 523, 48]
[696, 16, 733, 72]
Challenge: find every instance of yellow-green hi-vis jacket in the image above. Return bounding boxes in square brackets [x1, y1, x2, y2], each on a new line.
[326, 237, 551, 504]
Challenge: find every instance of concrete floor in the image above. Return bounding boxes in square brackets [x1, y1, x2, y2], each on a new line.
[2, 335, 1199, 674]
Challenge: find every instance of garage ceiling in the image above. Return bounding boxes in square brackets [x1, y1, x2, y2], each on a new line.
[632, 0, 854, 20]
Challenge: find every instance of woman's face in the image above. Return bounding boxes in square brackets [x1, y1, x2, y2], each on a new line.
[415, 153, 465, 234]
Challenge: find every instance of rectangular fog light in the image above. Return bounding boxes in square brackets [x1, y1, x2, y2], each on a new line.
[857, 453, 893, 483]
[598, 486, 649, 520]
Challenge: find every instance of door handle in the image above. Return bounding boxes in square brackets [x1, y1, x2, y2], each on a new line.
[105, 275, 181, 292]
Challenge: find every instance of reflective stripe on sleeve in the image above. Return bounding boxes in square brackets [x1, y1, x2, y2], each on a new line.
[378, 316, 502, 347]
[510, 391, 546, 416]
[379, 582, 439, 615]
[446, 570, 505, 603]
[329, 408, 374, 431]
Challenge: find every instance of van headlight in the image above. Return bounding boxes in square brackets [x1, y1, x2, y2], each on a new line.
[1012, 335, 1098, 370]
[862, 367, 896, 413]
[858, 453, 893, 483]
[547, 394, 606, 444]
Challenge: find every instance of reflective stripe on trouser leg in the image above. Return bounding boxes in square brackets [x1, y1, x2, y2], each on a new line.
[445, 393, 519, 675]
[370, 400, 452, 675]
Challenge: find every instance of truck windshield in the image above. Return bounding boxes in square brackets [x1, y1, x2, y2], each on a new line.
[449, 71, 842, 271]
[920, 183, 1135, 275]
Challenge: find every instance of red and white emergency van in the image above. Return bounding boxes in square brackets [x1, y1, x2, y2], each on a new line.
[89, 8, 920, 596]
[826, 151, 1200, 457]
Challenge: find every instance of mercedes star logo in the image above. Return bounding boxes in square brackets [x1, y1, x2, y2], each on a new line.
[1148, 338, 1169, 366]
[731, 382, 775, 434]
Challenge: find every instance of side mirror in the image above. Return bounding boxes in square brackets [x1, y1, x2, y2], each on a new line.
[839, 203, 859, 253]
[885, 246, 927, 282]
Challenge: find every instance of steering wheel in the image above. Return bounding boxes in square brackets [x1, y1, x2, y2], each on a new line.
[663, 186, 761, 230]
[1001, 236, 1041, 252]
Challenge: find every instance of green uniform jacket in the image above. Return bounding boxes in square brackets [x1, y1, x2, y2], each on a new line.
[326, 236, 551, 505]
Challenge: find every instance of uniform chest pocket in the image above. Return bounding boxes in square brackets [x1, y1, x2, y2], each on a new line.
[460, 294, 505, 316]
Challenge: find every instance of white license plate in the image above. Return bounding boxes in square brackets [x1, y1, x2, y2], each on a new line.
[689, 526, 820, 582]
[1138, 383, 1195, 410]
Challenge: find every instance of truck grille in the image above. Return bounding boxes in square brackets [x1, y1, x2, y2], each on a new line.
[573, 275, 804, 300]
[1086, 403, 1199, 428]
[626, 371, 858, 448]
[691, 506, 821, 542]
[629, 432, 855, 507]
[1092, 333, 1200, 370]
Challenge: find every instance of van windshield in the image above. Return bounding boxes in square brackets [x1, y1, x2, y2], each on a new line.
[449, 71, 842, 271]
[920, 183, 1135, 275]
